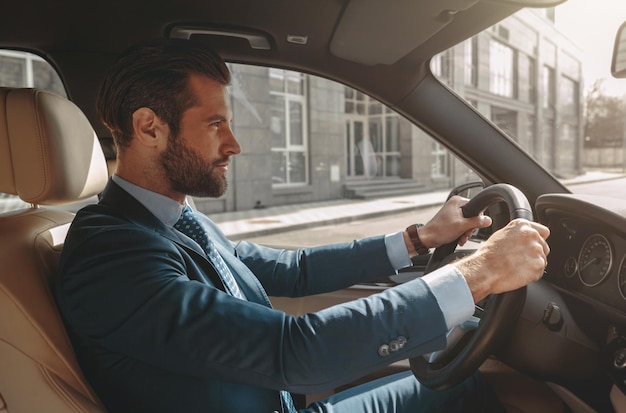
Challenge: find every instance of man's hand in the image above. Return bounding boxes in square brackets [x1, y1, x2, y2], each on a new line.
[405, 196, 492, 256]
[454, 219, 550, 303]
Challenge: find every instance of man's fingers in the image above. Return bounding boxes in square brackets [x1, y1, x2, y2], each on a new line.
[475, 214, 492, 228]
[530, 221, 551, 240]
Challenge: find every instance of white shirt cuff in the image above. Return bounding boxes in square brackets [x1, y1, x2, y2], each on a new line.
[421, 265, 474, 329]
[384, 231, 412, 271]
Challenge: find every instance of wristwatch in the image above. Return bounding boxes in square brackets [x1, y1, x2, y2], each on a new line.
[406, 223, 430, 255]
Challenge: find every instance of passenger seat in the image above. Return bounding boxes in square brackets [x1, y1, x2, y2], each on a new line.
[0, 88, 108, 412]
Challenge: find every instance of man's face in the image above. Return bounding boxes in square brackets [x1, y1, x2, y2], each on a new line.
[160, 74, 240, 198]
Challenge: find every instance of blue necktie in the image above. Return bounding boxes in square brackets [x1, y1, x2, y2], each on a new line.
[175, 206, 245, 299]
[175, 206, 297, 412]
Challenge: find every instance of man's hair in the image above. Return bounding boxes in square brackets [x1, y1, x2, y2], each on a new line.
[96, 38, 231, 149]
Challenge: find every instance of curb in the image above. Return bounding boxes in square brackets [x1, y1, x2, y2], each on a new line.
[225, 199, 444, 240]
[564, 174, 625, 186]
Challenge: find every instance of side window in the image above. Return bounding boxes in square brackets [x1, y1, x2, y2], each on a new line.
[269, 69, 308, 187]
[199, 64, 477, 245]
[0, 50, 66, 96]
[1, 50, 67, 213]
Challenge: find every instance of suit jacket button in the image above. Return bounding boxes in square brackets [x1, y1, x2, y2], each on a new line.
[389, 339, 400, 352]
[397, 336, 407, 348]
[378, 344, 390, 357]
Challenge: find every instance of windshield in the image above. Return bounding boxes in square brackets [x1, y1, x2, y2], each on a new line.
[436, 0, 626, 195]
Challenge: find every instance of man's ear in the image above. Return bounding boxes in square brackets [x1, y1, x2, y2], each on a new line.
[132, 107, 169, 148]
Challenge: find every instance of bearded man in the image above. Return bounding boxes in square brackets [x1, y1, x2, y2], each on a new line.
[54, 38, 550, 413]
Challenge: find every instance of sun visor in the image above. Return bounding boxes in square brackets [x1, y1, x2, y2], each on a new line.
[330, 0, 480, 66]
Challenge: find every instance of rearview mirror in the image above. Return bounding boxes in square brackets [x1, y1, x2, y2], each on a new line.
[612, 21, 626, 78]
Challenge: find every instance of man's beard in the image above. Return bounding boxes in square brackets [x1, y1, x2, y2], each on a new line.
[159, 134, 229, 198]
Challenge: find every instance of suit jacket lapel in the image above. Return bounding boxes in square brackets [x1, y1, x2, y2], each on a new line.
[98, 179, 271, 306]
[98, 180, 226, 290]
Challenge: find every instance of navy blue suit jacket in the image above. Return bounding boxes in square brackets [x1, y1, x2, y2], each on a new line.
[54, 180, 449, 413]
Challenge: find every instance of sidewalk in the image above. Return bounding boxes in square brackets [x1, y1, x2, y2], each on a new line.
[213, 171, 624, 239]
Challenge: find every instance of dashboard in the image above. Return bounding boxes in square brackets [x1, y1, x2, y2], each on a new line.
[535, 193, 626, 396]
[536, 193, 626, 322]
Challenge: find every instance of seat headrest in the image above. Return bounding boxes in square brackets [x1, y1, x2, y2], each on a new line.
[0, 88, 108, 205]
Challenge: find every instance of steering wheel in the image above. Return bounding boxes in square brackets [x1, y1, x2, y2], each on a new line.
[409, 183, 532, 390]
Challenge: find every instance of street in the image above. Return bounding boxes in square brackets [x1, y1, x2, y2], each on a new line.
[244, 206, 441, 248]
[569, 177, 626, 199]
[243, 177, 626, 248]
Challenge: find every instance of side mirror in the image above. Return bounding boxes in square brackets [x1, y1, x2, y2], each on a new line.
[612, 21, 626, 78]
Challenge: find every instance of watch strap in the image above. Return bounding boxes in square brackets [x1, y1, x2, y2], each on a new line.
[406, 223, 429, 255]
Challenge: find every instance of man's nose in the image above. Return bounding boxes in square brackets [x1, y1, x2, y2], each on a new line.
[222, 127, 241, 155]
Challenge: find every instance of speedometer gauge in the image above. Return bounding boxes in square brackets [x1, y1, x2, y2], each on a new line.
[578, 234, 612, 287]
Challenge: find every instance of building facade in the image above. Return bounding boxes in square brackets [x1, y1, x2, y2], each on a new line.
[431, 8, 583, 180]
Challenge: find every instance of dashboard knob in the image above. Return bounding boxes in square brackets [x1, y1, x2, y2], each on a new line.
[542, 302, 564, 332]
[614, 349, 626, 369]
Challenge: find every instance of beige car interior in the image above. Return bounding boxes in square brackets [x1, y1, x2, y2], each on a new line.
[0, 87, 107, 412]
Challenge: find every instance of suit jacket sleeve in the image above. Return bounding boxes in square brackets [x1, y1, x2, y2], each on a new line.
[232, 238, 398, 297]
[56, 211, 450, 395]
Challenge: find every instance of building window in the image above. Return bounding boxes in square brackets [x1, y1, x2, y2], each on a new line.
[368, 113, 401, 177]
[431, 141, 448, 178]
[345, 87, 401, 179]
[491, 106, 519, 142]
[464, 37, 478, 87]
[542, 65, 555, 109]
[345, 88, 367, 115]
[527, 57, 537, 103]
[556, 122, 576, 174]
[559, 76, 578, 116]
[540, 118, 555, 169]
[526, 114, 537, 157]
[0, 50, 66, 96]
[270, 68, 308, 186]
[489, 40, 516, 98]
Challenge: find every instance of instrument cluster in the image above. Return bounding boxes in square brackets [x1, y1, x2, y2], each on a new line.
[544, 210, 626, 315]
[562, 230, 626, 300]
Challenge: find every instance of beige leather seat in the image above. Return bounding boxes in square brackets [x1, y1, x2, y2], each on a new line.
[0, 88, 108, 412]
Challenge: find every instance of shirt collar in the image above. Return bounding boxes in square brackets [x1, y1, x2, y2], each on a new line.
[112, 174, 185, 227]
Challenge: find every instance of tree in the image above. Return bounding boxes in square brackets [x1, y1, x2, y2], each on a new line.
[584, 79, 626, 148]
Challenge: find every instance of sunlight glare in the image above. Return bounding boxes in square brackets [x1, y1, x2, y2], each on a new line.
[555, 0, 626, 96]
